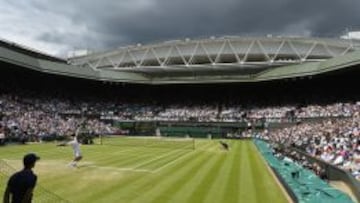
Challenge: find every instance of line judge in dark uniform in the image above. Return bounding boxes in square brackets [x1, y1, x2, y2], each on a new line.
[3, 153, 40, 203]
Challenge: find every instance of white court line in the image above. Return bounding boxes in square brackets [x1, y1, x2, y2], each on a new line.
[2, 159, 152, 173]
[152, 141, 214, 173]
[151, 152, 195, 173]
[86, 165, 152, 173]
[131, 148, 187, 169]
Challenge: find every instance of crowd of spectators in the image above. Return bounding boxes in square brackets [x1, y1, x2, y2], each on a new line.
[271, 145, 328, 180]
[105, 102, 360, 122]
[1, 79, 360, 182]
[0, 94, 118, 142]
[1, 86, 359, 143]
[259, 114, 360, 180]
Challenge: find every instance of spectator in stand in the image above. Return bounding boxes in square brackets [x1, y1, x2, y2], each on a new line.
[260, 114, 360, 179]
[0, 123, 5, 145]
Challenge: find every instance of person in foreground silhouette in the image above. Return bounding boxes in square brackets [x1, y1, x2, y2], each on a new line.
[3, 153, 40, 203]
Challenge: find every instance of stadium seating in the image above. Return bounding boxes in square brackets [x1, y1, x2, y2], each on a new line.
[254, 139, 353, 203]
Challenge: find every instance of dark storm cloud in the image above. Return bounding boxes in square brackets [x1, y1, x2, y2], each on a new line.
[2, 0, 360, 56]
[67, 0, 360, 47]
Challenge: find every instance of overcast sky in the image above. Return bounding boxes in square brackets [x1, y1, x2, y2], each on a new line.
[0, 0, 359, 57]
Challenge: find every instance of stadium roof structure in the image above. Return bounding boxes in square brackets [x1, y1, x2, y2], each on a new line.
[1, 36, 360, 84]
[0, 38, 66, 63]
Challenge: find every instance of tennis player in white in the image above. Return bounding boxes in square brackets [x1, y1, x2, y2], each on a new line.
[68, 134, 82, 168]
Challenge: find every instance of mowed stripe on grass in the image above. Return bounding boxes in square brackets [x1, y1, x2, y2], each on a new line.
[0, 139, 288, 203]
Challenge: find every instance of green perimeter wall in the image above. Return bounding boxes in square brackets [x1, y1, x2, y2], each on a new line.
[114, 121, 265, 138]
[254, 139, 354, 203]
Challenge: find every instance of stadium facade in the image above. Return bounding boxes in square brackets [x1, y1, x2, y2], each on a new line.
[0, 36, 360, 84]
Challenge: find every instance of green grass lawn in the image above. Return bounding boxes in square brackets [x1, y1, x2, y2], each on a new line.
[0, 138, 289, 203]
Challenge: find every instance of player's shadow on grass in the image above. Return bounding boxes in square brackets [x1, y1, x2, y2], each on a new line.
[76, 162, 96, 168]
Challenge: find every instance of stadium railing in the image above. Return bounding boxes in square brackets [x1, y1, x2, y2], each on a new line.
[254, 139, 354, 203]
[290, 147, 360, 202]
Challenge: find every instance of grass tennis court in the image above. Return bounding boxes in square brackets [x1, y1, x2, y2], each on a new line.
[0, 138, 289, 203]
